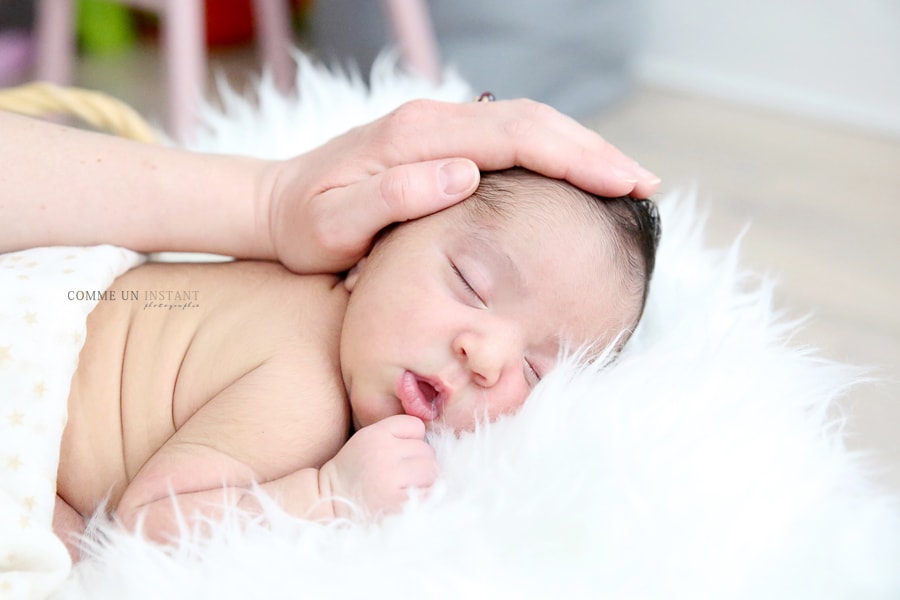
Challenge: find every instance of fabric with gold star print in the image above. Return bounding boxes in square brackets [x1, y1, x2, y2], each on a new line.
[0, 245, 144, 599]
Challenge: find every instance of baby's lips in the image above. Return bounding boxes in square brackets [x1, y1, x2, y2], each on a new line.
[397, 371, 441, 422]
[422, 374, 451, 420]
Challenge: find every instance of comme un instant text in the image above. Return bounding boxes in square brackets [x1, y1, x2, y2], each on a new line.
[67, 289, 200, 302]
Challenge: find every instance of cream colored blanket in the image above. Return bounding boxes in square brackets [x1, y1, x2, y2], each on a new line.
[0, 246, 143, 600]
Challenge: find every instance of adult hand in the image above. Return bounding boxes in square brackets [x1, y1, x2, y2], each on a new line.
[263, 98, 660, 273]
[1, 101, 657, 265]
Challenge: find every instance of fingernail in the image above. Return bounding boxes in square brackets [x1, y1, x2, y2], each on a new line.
[612, 167, 639, 185]
[440, 159, 478, 195]
[634, 164, 660, 183]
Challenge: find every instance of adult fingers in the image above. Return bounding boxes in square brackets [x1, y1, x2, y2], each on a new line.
[462, 99, 661, 198]
[367, 98, 660, 199]
[309, 158, 480, 270]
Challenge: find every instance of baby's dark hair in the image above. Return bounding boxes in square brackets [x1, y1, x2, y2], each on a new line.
[462, 168, 661, 333]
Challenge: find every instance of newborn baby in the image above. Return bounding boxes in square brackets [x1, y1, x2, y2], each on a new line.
[54, 168, 659, 558]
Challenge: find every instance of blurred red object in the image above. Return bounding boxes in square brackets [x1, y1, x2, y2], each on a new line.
[205, 0, 255, 46]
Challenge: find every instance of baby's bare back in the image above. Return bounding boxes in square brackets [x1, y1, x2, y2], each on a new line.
[58, 261, 350, 521]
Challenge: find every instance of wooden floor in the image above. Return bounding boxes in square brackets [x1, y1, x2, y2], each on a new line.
[591, 88, 900, 493]
[68, 44, 899, 493]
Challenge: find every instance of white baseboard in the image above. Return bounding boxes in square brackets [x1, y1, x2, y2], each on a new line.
[634, 57, 900, 139]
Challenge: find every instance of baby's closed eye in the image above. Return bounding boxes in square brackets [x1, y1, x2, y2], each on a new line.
[523, 358, 541, 387]
[450, 261, 486, 307]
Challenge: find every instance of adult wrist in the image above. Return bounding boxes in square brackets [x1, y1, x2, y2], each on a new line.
[252, 157, 286, 263]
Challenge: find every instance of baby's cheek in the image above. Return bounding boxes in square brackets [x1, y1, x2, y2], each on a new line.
[486, 385, 530, 421]
[509, 387, 531, 414]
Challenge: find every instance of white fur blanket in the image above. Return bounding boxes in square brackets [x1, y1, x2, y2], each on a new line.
[26, 56, 900, 598]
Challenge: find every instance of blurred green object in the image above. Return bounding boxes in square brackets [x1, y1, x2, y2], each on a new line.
[77, 0, 136, 55]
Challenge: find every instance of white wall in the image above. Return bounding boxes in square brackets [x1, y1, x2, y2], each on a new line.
[633, 0, 900, 138]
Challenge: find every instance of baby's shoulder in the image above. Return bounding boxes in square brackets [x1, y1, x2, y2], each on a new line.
[218, 260, 348, 335]
[181, 260, 348, 369]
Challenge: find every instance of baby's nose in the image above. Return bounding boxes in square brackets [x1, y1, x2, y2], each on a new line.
[452, 328, 518, 388]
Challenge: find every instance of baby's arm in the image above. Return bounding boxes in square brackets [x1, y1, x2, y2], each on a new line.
[116, 441, 329, 539]
[115, 353, 339, 537]
[116, 356, 437, 539]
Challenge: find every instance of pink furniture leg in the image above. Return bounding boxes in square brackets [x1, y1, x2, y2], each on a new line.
[381, 0, 442, 83]
[253, 0, 296, 94]
[161, 0, 206, 140]
[34, 0, 75, 85]
[32, 0, 440, 137]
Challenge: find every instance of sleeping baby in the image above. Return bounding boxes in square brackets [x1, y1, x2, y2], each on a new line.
[53, 168, 660, 558]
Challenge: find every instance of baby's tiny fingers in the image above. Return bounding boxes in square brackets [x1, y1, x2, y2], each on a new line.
[382, 414, 428, 440]
[400, 455, 440, 490]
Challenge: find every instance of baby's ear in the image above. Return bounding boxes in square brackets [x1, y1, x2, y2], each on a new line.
[343, 257, 368, 292]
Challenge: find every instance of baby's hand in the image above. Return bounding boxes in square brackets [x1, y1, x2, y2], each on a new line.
[319, 415, 438, 519]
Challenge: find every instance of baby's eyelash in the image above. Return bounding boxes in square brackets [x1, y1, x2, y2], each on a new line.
[525, 359, 542, 385]
[451, 263, 485, 305]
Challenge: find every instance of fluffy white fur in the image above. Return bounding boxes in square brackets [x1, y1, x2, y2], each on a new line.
[54, 55, 900, 599]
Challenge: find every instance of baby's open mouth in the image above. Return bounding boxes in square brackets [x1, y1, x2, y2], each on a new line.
[417, 379, 437, 405]
[397, 371, 444, 422]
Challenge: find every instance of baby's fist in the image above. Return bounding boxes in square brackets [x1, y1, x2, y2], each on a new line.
[319, 415, 438, 518]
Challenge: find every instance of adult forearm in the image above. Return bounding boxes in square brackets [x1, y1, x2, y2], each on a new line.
[4, 98, 662, 272]
[0, 111, 277, 257]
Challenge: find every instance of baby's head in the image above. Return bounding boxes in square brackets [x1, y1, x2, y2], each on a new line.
[341, 168, 660, 432]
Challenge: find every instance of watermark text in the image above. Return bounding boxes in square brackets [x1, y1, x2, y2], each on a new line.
[67, 289, 200, 310]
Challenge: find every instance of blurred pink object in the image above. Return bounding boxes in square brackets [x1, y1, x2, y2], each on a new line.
[32, 0, 441, 141]
[32, 0, 295, 140]
[382, 0, 441, 82]
[0, 30, 34, 87]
